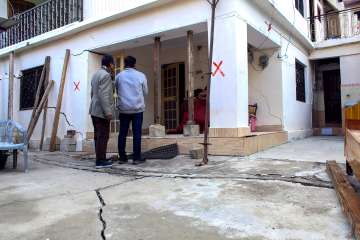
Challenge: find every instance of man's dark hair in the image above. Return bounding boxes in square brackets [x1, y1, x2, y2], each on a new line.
[124, 56, 136, 68]
[101, 54, 114, 68]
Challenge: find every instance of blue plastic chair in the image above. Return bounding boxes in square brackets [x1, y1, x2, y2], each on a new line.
[0, 120, 29, 172]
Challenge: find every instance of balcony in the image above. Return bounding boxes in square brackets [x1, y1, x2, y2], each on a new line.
[309, 7, 360, 43]
[0, 0, 83, 49]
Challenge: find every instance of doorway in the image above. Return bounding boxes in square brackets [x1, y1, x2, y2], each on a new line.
[323, 69, 341, 125]
[162, 62, 185, 132]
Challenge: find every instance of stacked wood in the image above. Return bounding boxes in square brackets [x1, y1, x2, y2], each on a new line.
[327, 161, 360, 240]
[29, 57, 51, 128]
[49, 49, 70, 152]
[27, 80, 55, 141]
[40, 57, 51, 150]
[26, 56, 51, 144]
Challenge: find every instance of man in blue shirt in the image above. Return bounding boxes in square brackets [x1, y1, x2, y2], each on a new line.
[115, 56, 148, 164]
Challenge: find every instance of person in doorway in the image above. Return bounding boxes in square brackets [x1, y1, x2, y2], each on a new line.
[177, 87, 207, 133]
[89, 54, 115, 168]
[115, 56, 148, 165]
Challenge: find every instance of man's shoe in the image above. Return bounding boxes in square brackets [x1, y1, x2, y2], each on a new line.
[132, 158, 146, 165]
[96, 160, 113, 169]
[118, 155, 128, 164]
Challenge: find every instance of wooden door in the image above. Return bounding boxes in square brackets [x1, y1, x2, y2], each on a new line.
[323, 70, 342, 125]
[162, 63, 180, 131]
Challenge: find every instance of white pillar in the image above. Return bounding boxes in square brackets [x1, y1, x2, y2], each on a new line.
[209, 14, 249, 137]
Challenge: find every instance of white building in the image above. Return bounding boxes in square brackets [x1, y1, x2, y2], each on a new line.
[0, 0, 359, 154]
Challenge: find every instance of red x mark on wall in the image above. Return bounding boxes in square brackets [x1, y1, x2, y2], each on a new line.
[73, 81, 80, 92]
[212, 61, 225, 77]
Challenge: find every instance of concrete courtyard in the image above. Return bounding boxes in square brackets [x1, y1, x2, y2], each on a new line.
[0, 136, 354, 240]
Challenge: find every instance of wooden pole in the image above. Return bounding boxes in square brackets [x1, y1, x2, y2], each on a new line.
[187, 30, 195, 124]
[27, 80, 55, 141]
[153, 37, 162, 124]
[8, 52, 14, 120]
[199, 0, 219, 166]
[40, 57, 51, 150]
[29, 56, 50, 129]
[49, 49, 70, 152]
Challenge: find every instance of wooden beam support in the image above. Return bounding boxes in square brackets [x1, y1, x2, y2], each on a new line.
[49, 49, 70, 152]
[27, 80, 55, 141]
[327, 160, 360, 240]
[40, 57, 51, 150]
[153, 37, 162, 124]
[187, 30, 195, 124]
[8, 51, 14, 120]
[29, 56, 50, 129]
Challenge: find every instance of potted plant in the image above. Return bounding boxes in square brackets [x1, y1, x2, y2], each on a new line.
[0, 150, 10, 170]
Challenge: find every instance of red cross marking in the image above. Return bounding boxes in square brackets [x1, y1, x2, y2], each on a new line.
[73, 81, 80, 92]
[212, 61, 225, 77]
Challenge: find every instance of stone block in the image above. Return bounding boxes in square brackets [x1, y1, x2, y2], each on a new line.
[190, 147, 204, 159]
[149, 124, 166, 137]
[183, 124, 200, 136]
[82, 140, 95, 153]
[42, 137, 61, 151]
[60, 137, 77, 152]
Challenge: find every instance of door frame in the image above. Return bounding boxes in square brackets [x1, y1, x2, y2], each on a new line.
[161, 62, 185, 132]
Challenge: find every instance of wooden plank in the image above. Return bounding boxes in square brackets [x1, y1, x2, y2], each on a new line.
[326, 161, 360, 240]
[27, 80, 55, 141]
[40, 57, 51, 150]
[49, 49, 70, 152]
[153, 37, 161, 124]
[187, 30, 195, 124]
[29, 56, 51, 129]
[8, 52, 14, 120]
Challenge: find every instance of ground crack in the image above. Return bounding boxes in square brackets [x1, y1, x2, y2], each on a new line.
[95, 190, 107, 240]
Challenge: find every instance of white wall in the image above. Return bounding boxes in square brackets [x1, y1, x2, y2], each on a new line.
[83, 0, 165, 20]
[267, 0, 310, 37]
[340, 54, 360, 106]
[248, 48, 283, 128]
[281, 42, 313, 138]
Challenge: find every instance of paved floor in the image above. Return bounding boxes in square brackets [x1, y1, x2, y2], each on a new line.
[0, 136, 354, 240]
[251, 136, 345, 163]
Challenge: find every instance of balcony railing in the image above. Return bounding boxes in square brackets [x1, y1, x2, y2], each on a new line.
[0, 0, 83, 49]
[308, 7, 360, 42]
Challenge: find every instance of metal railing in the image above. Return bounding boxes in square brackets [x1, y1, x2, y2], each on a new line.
[0, 0, 83, 49]
[308, 7, 360, 42]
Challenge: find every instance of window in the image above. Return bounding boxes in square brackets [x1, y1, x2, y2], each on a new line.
[295, 0, 305, 17]
[20, 65, 44, 110]
[296, 60, 306, 102]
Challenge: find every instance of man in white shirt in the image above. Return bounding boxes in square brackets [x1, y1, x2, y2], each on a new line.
[115, 56, 148, 164]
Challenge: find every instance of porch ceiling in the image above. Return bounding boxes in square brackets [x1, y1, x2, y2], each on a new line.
[93, 22, 207, 54]
[248, 25, 279, 50]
